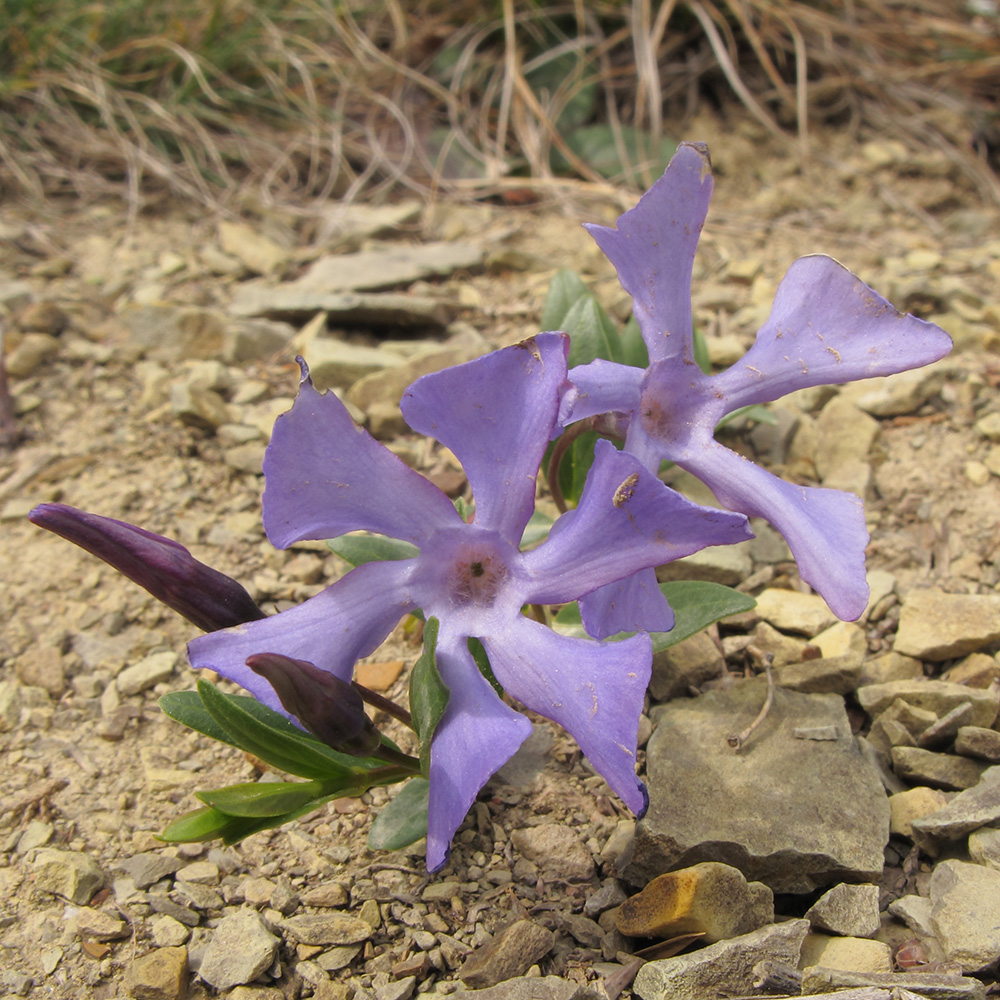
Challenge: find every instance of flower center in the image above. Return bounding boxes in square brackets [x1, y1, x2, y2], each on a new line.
[449, 545, 508, 607]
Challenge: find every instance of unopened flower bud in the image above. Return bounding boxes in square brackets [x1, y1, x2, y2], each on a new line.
[246, 652, 381, 756]
[29, 503, 266, 633]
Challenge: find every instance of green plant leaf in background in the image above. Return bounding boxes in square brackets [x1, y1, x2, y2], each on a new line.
[520, 508, 553, 550]
[620, 316, 649, 368]
[540, 269, 591, 332]
[196, 780, 329, 818]
[554, 125, 677, 180]
[328, 534, 419, 566]
[409, 618, 450, 778]
[368, 778, 430, 851]
[562, 295, 624, 368]
[552, 580, 755, 653]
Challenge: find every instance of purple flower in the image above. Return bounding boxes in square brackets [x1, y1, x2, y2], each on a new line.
[188, 333, 750, 869]
[564, 142, 953, 623]
[28, 503, 266, 633]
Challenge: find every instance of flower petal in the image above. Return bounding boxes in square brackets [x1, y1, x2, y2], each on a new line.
[425, 628, 532, 872]
[578, 569, 673, 639]
[483, 618, 651, 815]
[401, 334, 569, 545]
[523, 439, 752, 605]
[563, 358, 643, 425]
[263, 368, 459, 549]
[584, 142, 712, 364]
[712, 255, 954, 410]
[680, 441, 870, 620]
[186, 560, 416, 713]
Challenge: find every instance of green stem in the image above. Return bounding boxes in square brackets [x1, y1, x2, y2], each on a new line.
[353, 681, 413, 729]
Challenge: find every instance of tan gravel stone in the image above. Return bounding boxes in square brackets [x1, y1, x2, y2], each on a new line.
[894, 588, 1000, 661]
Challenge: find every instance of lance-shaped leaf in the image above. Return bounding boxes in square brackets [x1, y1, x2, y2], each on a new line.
[196, 780, 329, 818]
[28, 503, 265, 632]
[246, 652, 381, 756]
[368, 778, 430, 851]
[409, 619, 450, 779]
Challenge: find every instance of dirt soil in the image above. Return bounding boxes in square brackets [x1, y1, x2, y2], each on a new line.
[1, 110, 999, 1000]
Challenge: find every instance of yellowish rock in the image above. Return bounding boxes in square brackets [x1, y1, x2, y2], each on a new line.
[615, 861, 773, 943]
[889, 786, 949, 838]
[800, 932, 893, 973]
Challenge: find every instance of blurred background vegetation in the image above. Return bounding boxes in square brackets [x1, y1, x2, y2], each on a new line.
[1, 0, 998, 212]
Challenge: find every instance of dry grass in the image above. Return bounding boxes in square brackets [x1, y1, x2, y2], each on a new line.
[0, 0, 997, 215]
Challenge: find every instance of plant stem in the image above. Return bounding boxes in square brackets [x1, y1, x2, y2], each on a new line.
[727, 653, 775, 752]
[546, 421, 589, 514]
[353, 681, 413, 729]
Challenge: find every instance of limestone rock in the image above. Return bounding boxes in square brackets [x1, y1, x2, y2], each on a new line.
[126, 946, 188, 1000]
[649, 631, 723, 701]
[298, 338, 403, 393]
[910, 766, 1000, 847]
[32, 848, 104, 904]
[775, 655, 861, 695]
[624, 681, 889, 893]
[857, 680, 998, 729]
[117, 651, 178, 696]
[631, 918, 809, 1000]
[198, 908, 279, 991]
[930, 859, 1000, 972]
[804, 883, 880, 938]
[451, 976, 598, 1000]
[457, 919, 555, 989]
[800, 932, 893, 972]
[754, 589, 838, 637]
[944, 653, 1000, 689]
[891, 747, 989, 790]
[615, 862, 773, 943]
[956, 726, 1000, 762]
[510, 824, 595, 882]
[888, 786, 949, 839]
[969, 827, 1000, 870]
[854, 363, 950, 417]
[894, 589, 1000, 660]
[858, 652, 923, 687]
[281, 912, 373, 946]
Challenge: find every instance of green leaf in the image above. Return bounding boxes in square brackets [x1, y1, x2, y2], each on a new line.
[553, 581, 756, 652]
[328, 533, 419, 566]
[409, 618, 450, 779]
[196, 779, 328, 818]
[158, 805, 288, 845]
[540, 269, 591, 331]
[556, 125, 677, 180]
[468, 637, 503, 697]
[717, 403, 778, 429]
[620, 316, 649, 369]
[563, 296, 624, 367]
[520, 509, 553, 550]
[195, 679, 368, 781]
[160, 690, 230, 744]
[692, 326, 712, 374]
[368, 778, 430, 851]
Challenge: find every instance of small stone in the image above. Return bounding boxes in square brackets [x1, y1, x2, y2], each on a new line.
[6, 332, 60, 377]
[458, 918, 555, 989]
[117, 651, 178, 696]
[930, 859, 1000, 972]
[32, 848, 104, 904]
[944, 653, 1000, 689]
[15, 820, 53, 854]
[510, 824, 595, 881]
[805, 883, 880, 938]
[800, 932, 893, 973]
[891, 747, 990, 790]
[421, 881, 461, 903]
[224, 442, 266, 474]
[969, 827, 1000, 870]
[150, 914, 190, 948]
[775, 654, 861, 695]
[857, 679, 999, 729]
[748, 621, 810, 667]
[616, 862, 773, 943]
[754, 589, 838, 637]
[281, 912, 373, 946]
[199, 908, 280, 991]
[219, 221, 289, 277]
[126, 946, 189, 1000]
[175, 861, 219, 885]
[649, 631, 723, 701]
[13, 646, 67, 696]
[116, 853, 183, 889]
[894, 589, 1000, 661]
[975, 411, 1000, 442]
[298, 338, 403, 393]
[889, 786, 949, 838]
[910, 766, 1000, 846]
[858, 652, 923, 687]
[965, 461, 991, 486]
[956, 725, 1000, 765]
[299, 882, 349, 908]
[354, 659, 405, 692]
[812, 621, 867, 662]
[18, 300, 69, 335]
[74, 907, 129, 941]
[447, 976, 591, 1000]
[888, 894, 937, 938]
[854, 365, 949, 417]
[632, 918, 809, 1000]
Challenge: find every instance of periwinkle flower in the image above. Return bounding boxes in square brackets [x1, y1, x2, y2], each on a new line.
[188, 333, 751, 869]
[27, 502, 266, 633]
[565, 142, 953, 626]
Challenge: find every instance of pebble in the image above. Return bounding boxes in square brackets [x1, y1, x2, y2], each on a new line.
[74, 907, 129, 941]
[965, 460, 991, 486]
[457, 918, 555, 989]
[888, 786, 949, 839]
[6, 332, 61, 378]
[299, 882, 349, 908]
[858, 652, 924, 687]
[280, 912, 373, 945]
[894, 588, 1000, 660]
[116, 651, 178, 696]
[753, 589, 838, 637]
[800, 932, 893, 973]
[648, 631, 723, 700]
[218, 221, 289, 277]
[150, 914, 191, 947]
[944, 653, 1000, 688]
[175, 860, 220, 885]
[199, 908, 280, 991]
[626, 682, 888, 893]
[116, 853, 183, 889]
[509, 825, 595, 882]
[891, 746, 989, 790]
[910, 765, 1000, 847]
[857, 679, 999, 729]
[126, 947, 189, 1000]
[446, 976, 596, 1000]
[930, 859, 1000, 972]
[13, 646, 67, 696]
[956, 726, 1000, 762]
[804, 883, 880, 938]
[297, 337, 403, 393]
[615, 861, 773, 943]
[968, 827, 1000, 870]
[632, 918, 809, 1000]
[31, 848, 105, 904]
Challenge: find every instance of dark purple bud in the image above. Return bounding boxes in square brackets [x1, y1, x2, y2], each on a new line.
[28, 503, 266, 633]
[246, 652, 381, 756]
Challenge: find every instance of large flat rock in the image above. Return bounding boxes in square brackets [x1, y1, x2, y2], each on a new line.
[623, 681, 889, 893]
